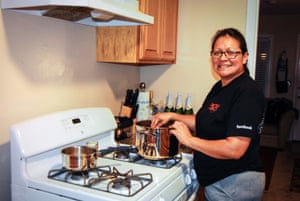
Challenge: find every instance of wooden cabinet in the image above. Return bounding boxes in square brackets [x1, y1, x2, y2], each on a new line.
[96, 0, 178, 64]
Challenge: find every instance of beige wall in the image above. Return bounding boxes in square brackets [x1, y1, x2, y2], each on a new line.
[0, 9, 140, 201]
[0, 0, 252, 200]
[141, 0, 248, 112]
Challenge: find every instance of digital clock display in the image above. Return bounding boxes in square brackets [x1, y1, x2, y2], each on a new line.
[72, 118, 81, 124]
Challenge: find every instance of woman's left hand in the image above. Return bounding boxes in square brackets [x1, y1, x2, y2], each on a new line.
[169, 121, 193, 146]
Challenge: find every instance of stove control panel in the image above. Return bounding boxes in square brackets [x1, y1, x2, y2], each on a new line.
[62, 114, 91, 132]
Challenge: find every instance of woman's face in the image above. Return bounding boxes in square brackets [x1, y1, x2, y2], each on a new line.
[211, 35, 248, 85]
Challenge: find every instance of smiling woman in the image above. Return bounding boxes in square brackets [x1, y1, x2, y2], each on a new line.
[151, 27, 266, 201]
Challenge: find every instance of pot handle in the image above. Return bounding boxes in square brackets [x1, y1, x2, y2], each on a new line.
[98, 146, 137, 156]
[89, 153, 97, 167]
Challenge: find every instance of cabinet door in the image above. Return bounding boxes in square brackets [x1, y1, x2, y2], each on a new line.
[96, 0, 178, 64]
[97, 26, 139, 63]
[139, 0, 161, 61]
[139, 0, 178, 63]
[160, 0, 178, 62]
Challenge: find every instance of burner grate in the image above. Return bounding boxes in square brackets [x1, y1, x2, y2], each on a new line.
[88, 167, 152, 196]
[136, 154, 182, 169]
[48, 166, 152, 197]
[48, 166, 111, 186]
[103, 148, 182, 169]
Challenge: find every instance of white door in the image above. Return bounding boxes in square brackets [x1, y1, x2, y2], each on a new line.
[291, 34, 300, 140]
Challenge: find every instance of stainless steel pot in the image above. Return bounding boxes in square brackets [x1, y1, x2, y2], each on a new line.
[135, 120, 179, 160]
[61, 146, 97, 171]
[61, 145, 138, 171]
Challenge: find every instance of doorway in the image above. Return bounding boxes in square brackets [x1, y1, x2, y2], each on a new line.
[255, 35, 273, 97]
[257, 1, 300, 142]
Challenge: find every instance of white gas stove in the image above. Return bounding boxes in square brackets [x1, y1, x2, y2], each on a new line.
[10, 107, 198, 201]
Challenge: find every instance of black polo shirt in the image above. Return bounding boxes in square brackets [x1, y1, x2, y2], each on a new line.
[194, 73, 265, 186]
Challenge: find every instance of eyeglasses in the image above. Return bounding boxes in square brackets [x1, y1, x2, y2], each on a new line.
[210, 50, 242, 59]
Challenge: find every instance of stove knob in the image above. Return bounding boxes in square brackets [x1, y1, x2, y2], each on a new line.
[190, 169, 197, 180]
[185, 174, 192, 185]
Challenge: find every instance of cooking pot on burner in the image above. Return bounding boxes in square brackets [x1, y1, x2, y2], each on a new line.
[61, 146, 97, 171]
[135, 120, 179, 160]
[61, 145, 138, 171]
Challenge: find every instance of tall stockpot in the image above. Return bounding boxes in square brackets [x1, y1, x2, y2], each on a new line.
[135, 120, 179, 160]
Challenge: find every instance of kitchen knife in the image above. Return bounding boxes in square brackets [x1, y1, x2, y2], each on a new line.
[124, 89, 133, 106]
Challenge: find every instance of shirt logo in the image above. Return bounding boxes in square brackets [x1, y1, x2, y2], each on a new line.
[236, 124, 253, 130]
[208, 102, 220, 112]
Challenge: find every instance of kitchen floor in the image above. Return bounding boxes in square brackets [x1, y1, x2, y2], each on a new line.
[262, 142, 300, 201]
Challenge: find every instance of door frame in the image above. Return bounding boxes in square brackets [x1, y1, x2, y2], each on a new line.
[246, 0, 259, 78]
[291, 34, 300, 140]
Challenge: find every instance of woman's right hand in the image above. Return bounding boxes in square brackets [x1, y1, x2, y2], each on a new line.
[151, 112, 175, 128]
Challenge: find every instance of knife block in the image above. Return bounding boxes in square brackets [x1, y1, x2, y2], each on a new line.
[120, 105, 132, 118]
[114, 116, 133, 141]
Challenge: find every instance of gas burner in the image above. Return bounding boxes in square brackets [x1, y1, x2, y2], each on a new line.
[69, 171, 89, 181]
[48, 166, 152, 197]
[104, 148, 142, 162]
[88, 167, 153, 196]
[136, 154, 182, 169]
[103, 147, 183, 169]
[113, 150, 130, 160]
[48, 166, 111, 185]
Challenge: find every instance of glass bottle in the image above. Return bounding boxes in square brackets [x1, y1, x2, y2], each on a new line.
[174, 92, 184, 114]
[164, 91, 174, 112]
[184, 93, 194, 114]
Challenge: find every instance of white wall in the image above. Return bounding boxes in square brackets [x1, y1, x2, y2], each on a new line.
[140, 0, 256, 112]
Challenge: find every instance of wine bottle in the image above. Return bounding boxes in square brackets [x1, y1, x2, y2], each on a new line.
[175, 92, 184, 114]
[184, 93, 194, 114]
[164, 91, 174, 112]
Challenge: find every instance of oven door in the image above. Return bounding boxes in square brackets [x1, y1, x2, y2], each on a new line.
[150, 173, 199, 201]
[12, 186, 76, 201]
[185, 183, 200, 201]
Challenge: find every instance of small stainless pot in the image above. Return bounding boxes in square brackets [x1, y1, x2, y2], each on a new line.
[135, 120, 179, 160]
[61, 145, 138, 171]
[61, 146, 97, 171]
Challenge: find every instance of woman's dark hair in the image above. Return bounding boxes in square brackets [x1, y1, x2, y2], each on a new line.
[211, 28, 249, 75]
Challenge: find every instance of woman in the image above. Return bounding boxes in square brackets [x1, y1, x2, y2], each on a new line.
[151, 28, 265, 201]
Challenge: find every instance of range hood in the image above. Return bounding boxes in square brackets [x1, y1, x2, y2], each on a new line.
[1, 0, 154, 26]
